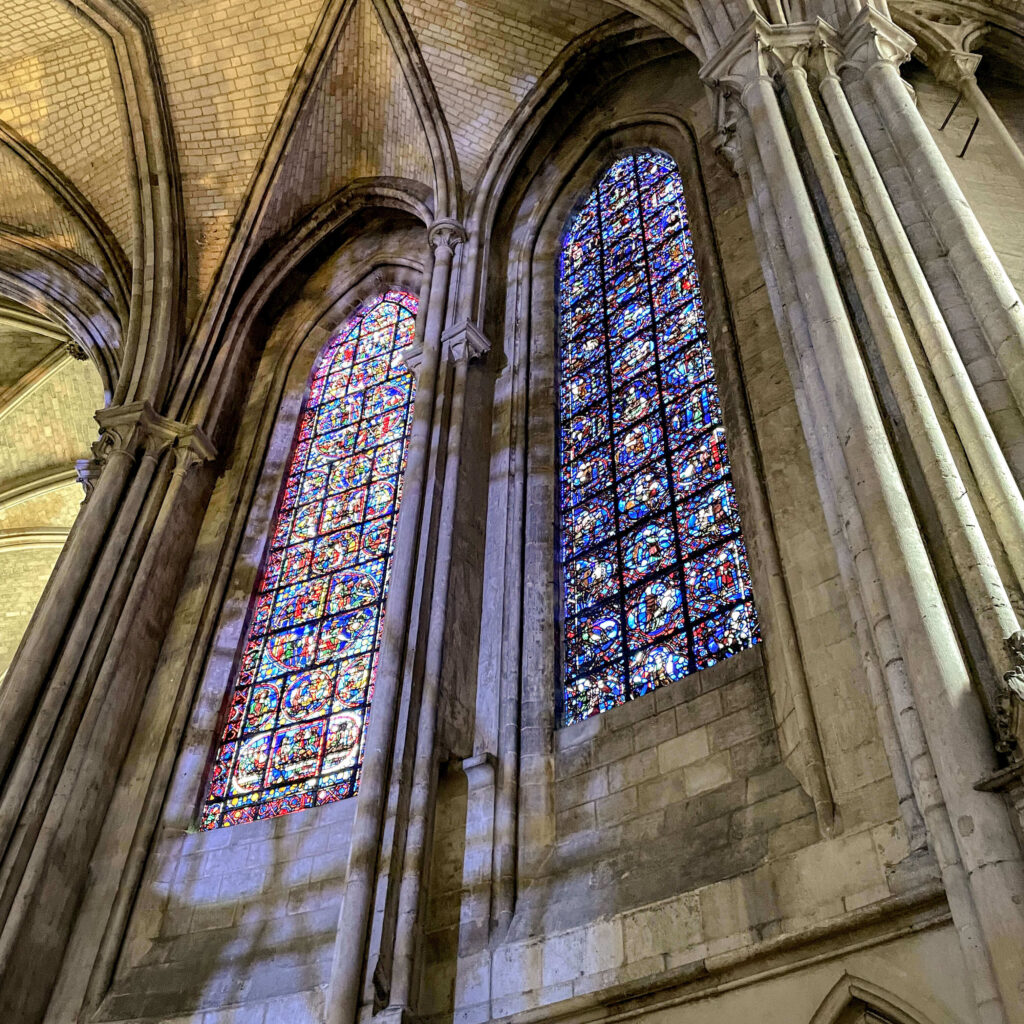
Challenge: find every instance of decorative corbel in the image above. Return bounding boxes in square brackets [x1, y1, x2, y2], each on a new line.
[699, 12, 777, 102]
[171, 423, 217, 479]
[400, 343, 426, 375]
[441, 320, 491, 365]
[63, 338, 89, 361]
[995, 631, 1024, 757]
[75, 457, 103, 504]
[932, 48, 982, 88]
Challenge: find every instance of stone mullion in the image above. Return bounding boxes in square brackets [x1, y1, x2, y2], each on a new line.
[702, 15, 1024, 1022]
[372, 321, 451, 1018]
[326, 219, 465, 1024]
[387, 321, 491, 1014]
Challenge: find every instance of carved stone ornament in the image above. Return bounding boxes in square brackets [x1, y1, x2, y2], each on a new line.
[441, 320, 491, 364]
[840, 7, 916, 74]
[75, 457, 103, 503]
[63, 338, 89, 361]
[996, 631, 1024, 757]
[427, 218, 467, 254]
[932, 49, 982, 87]
[400, 342, 426, 375]
[90, 400, 216, 474]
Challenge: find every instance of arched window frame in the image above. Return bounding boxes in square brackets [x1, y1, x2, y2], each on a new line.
[553, 147, 762, 726]
[476, 118, 810, 893]
[198, 288, 422, 830]
[158, 261, 428, 842]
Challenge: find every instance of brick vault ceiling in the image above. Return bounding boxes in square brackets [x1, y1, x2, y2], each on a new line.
[0, 0, 619, 318]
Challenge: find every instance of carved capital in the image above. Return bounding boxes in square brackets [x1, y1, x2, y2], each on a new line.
[996, 631, 1024, 757]
[92, 401, 216, 472]
[441, 320, 491, 364]
[932, 48, 982, 87]
[400, 342, 426, 375]
[93, 401, 163, 462]
[171, 424, 216, 478]
[840, 7, 915, 74]
[700, 13, 777, 101]
[427, 218, 467, 255]
[75, 457, 103, 504]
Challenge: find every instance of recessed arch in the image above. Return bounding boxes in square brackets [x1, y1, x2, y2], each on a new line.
[809, 972, 967, 1024]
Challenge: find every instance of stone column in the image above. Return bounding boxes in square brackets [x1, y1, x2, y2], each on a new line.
[702, 15, 1024, 1022]
[776, 26, 1021, 699]
[0, 403, 148, 782]
[843, 9, 1024, 420]
[387, 320, 490, 1014]
[326, 219, 465, 1024]
[0, 403, 215, 1024]
[813, 33, 1024, 598]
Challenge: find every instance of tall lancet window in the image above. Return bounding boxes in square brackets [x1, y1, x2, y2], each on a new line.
[202, 291, 419, 829]
[557, 151, 759, 726]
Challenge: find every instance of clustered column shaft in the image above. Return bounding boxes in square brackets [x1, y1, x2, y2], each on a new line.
[702, 10, 1024, 1023]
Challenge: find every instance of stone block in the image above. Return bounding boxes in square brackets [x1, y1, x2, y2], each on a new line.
[632, 708, 679, 751]
[683, 753, 732, 795]
[595, 786, 638, 827]
[607, 747, 659, 792]
[541, 929, 586, 986]
[491, 941, 541, 999]
[674, 690, 723, 734]
[656, 727, 709, 773]
[583, 918, 624, 974]
[622, 892, 701, 961]
[730, 786, 812, 841]
[707, 704, 773, 751]
[553, 766, 608, 811]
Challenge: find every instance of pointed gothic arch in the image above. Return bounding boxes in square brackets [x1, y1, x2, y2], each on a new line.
[553, 147, 761, 724]
[201, 290, 421, 828]
[808, 972, 966, 1024]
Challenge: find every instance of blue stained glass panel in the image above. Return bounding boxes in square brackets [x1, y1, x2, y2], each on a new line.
[202, 291, 418, 828]
[556, 150, 760, 725]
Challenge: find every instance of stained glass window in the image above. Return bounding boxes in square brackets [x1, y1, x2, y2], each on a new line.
[201, 291, 418, 829]
[557, 150, 760, 726]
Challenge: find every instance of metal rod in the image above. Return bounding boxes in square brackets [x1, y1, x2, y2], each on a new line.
[940, 93, 962, 131]
[959, 117, 980, 158]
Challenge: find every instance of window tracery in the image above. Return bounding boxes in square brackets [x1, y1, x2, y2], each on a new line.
[557, 150, 760, 725]
[201, 291, 418, 828]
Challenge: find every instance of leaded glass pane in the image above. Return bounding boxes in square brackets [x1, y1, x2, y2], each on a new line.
[202, 291, 418, 829]
[557, 150, 760, 726]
